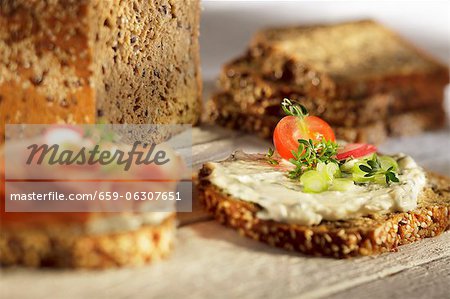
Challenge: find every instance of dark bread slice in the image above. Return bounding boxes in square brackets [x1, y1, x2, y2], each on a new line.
[207, 94, 446, 144]
[247, 20, 449, 100]
[220, 55, 446, 119]
[0, 214, 176, 268]
[197, 154, 450, 258]
[212, 89, 391, 127]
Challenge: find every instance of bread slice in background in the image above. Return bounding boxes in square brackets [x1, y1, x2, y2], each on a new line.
[197, 154, 450, 258]
[211, 89, 392, 128]
[248, 20, 449, 99]
[0, 0, 202, 141]
[219, 55, 447, 124]
[206, 93, 446, 144]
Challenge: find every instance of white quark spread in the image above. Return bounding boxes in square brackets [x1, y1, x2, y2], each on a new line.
[85, 212, 173, 235]
[209, 154, 426, 226]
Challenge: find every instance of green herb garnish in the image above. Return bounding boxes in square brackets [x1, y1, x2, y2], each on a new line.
[281, 98, 309, 118]
[288, 138, 338, 179]
[358, 155, 400, 186]
[266, 147, 279, 165]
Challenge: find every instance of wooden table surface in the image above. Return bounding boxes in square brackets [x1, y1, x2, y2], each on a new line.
[1, 125, 449, 299]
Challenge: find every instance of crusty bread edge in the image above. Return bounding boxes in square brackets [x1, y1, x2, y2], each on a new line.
[192, 0, 203, 125]
[0, 215, 176, 268]
[197, 165, 450, 258]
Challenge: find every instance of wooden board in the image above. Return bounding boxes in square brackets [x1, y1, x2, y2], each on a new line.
[1, 221, 449, 299]
[328, 257, 450, 299]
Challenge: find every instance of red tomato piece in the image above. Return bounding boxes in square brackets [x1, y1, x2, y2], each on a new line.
[304, 116, 336, 142]
[273, 115, 336, 160]
[336, 143, 377, 160]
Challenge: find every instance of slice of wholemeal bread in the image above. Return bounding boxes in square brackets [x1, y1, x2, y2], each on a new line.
[0, 214, 176, 268]
[206, 95, 446, 144]
[0, 0, 201, 141]
[197, 154, 450, 258]
[212, 90, 391, 127]
[220, 55, 447, 121]
[247, 20, 449, 100]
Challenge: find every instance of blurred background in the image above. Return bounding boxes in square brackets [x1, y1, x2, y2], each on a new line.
[200, 0, 450, 80]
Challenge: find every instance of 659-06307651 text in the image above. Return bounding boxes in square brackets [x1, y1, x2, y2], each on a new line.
[8, 191, 182, 201]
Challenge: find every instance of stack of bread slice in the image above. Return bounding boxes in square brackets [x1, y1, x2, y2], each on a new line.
[208, 20, 449, 143]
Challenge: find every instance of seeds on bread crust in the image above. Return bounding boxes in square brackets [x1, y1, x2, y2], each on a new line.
[197, 163, 450, 258]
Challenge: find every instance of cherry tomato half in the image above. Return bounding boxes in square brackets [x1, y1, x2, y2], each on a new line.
[273, 115, 336, 160]
[336, 143, 377, 160]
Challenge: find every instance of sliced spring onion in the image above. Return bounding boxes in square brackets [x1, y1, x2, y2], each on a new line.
[352, 162, 374, 183]
[378, 155, 399, 172]
[329, 178, 356, 191]
[374, 173, 390, 185]
[340, 153, 376, 173]
[317, 162, 341, 182]
[326, 162, 341, 178]
[300, 170, 329, 193]
[340, 159, 357, 173]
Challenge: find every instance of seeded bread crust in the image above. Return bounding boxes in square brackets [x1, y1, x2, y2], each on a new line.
[0, 0, 201, 141]
[206, 95, 446, 144]
[197, 158, 450, 258]
[0, 214, 176, 268]
[247, 20, 449, 100]
[219, 55, 446, 126]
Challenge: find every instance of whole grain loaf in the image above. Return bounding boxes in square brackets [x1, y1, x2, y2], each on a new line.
[0, 0, 201, 141]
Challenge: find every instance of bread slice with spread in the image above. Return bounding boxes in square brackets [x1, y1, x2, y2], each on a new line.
[0, 212, 176, 268]
[197, 99, 450, 258]
[0, 126, 181, 268]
